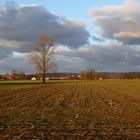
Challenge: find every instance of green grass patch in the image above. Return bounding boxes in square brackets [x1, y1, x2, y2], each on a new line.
[0, 80, 42, 90]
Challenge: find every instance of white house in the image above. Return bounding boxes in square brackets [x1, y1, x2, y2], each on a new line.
[31, 77, 36, 81]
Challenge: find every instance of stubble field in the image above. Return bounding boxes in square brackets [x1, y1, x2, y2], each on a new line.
[0, 80, 140, 139]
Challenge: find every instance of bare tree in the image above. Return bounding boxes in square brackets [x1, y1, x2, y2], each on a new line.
[80, 68, 98, 80]
[30, 34, 57, 84]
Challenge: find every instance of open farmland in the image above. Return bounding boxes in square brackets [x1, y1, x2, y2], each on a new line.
[0, 80, 140, 139]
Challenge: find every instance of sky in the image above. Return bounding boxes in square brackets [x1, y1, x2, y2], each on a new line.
[0, 0, 140, 73]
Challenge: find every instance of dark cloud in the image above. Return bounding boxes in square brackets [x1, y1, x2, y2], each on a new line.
[57, 44, 140, 72]
[1, 42, 140, 73]
[0, 52, 33, 73]
[0, 3, 90, 73]
[0, 3, 89, 59]
[0, 47, 12, 59]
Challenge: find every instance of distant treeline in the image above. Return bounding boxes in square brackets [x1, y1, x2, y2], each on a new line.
[0, 69, 140, 80]
[120, 72, 140, 79]
[80, 69, 140, 80]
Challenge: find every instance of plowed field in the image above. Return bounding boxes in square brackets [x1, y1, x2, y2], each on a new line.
[0, 80, 140, 139]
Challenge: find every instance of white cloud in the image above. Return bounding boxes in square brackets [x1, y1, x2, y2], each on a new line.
[113, 31, 140, 39]
[89, 0, 140, 45]
[89, 0, 139, 15]
[0, 39, 20, 48]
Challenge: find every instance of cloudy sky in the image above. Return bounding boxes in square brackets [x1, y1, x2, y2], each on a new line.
[0, 0, 140, 73]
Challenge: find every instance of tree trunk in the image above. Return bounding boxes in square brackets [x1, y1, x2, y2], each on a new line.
[42, 76, 45, 84]
[42, 70, 46, 84]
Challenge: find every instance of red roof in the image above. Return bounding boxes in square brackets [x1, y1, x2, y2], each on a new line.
[1, 74, 17, 79]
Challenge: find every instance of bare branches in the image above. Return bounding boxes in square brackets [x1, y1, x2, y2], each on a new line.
[30, 33, 57, 83]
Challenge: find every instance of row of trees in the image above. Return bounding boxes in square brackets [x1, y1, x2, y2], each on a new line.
[80, 69, 106, 80]
[80, 70, 140, 80]
[121, 73, 140, 79]
[10, 70, 26, 80]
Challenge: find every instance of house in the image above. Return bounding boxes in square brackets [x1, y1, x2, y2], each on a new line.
[31, 77, 36, 80]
